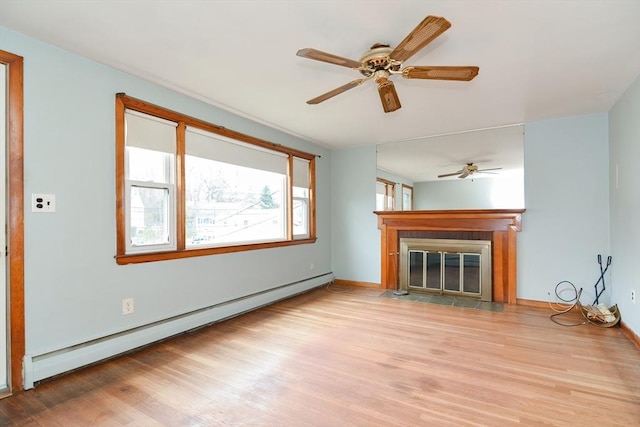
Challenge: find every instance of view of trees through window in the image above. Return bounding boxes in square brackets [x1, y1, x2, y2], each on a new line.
[129, 185, 170, 246]
[185, 156, 286, 246]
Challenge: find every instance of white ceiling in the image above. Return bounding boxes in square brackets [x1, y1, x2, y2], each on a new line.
[1, 0, 639, 176]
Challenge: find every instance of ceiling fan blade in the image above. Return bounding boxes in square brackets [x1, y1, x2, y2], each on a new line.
[389, 16, 451, 63]
[458, 170, 470, 179]
[477, 167, 502, 172]
[306, 78, 368, 104]
[377, 79, 401, 113]
[437, 171, 463, 178]
[296, 48, 362, 69]
[402, 66, 479, 81]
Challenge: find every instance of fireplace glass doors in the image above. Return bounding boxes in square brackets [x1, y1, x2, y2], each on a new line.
[400, 238, 492, 301]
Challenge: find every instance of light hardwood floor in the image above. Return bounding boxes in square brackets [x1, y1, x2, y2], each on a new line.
[1, 285, 639, 426]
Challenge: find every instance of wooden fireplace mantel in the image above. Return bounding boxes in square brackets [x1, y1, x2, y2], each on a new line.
[375, 209, 525, 304]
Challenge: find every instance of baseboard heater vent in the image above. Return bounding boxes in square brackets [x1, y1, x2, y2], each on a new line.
[23, 272, 334, 389]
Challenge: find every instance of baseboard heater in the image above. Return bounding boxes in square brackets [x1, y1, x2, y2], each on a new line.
[23, 272, 334, 389]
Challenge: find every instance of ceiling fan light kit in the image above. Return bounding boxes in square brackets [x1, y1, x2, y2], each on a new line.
[296, 15, 479, 113]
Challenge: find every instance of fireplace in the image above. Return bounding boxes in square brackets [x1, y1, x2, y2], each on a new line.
[375, 209, 524, 304]
[400, 238, 492, 301]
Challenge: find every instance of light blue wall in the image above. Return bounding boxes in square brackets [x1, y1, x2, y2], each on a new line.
[331, 146, 379, 283]
[413, 173, 525, 210]
[519, 113, 610, 303]
[609, 76, 640, 337]
[1, 28, 332, 364]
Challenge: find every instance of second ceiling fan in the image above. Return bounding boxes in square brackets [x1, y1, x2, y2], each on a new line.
[438, 163, 502, 179]
[296, 15, 479, 113]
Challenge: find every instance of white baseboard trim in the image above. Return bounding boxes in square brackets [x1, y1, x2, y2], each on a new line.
[23, 272, 334, 389]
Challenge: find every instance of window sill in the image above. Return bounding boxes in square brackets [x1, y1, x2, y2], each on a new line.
[115, 237, 317, 265]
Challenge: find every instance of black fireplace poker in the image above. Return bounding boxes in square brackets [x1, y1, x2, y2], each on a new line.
[593, 254, 612, 305]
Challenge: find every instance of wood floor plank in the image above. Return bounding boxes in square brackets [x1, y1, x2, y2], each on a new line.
[1, 286, 638, 426]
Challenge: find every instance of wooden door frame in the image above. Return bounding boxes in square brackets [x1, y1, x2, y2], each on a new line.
[1, 49, 25, 392]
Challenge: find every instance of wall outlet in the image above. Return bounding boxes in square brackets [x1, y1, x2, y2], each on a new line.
[632, 290, 636, 304]
[310, 263, 315, 270]
[122, 298, 134, 315]
[31, 193, 56, 212]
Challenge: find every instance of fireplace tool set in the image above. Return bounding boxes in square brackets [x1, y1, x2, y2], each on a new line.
[592, 254, 612, 305]
[549, 255, 619, 327]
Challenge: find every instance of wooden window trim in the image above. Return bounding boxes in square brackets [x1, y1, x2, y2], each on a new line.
[286, 155, 294, 240]
[115, 94, 316, 265]
[402, 184, 414, 210]
[377, 177, 396, 211]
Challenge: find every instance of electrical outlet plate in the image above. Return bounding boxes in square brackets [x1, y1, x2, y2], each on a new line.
[32, 193, 56, 212]
[632, 290, 636, 304]
[122, 298, 134, 315]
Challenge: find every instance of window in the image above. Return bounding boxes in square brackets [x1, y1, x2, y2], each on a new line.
[184, 126, 288, 247]
[124, 111, 176, 253]
[402, 184, 413, 210]
[116, 94, 316, 264]
[376, 178, 396, 211]
[292, 157, 311, 238]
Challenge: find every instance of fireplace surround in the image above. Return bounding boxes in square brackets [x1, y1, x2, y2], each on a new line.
[375, 209, 525, 304]
[400, 238, 492, 301]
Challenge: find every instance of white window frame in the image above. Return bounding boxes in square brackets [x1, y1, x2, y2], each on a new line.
[292, 195, 310, 239]
[125, 180, 176, 253]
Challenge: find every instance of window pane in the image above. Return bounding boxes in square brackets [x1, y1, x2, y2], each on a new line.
[127, 147, 173, 183]
[402, 186, 413, 210]
[376, 180, 394, 210]
[293, 198, 308, 236]
[376, 193, 386, 211]
[376, 181, 387, 211]
[130, 186, 170, 246]
[185, 155, 287, 246]
[292, 157, 311, 237]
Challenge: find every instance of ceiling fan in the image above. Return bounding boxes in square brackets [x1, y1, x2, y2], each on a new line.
[296, 15, 479, 113]
[438, 163, 502, 179]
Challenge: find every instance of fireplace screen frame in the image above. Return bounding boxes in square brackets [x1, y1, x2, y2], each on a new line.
[399, 238, 492, 301]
